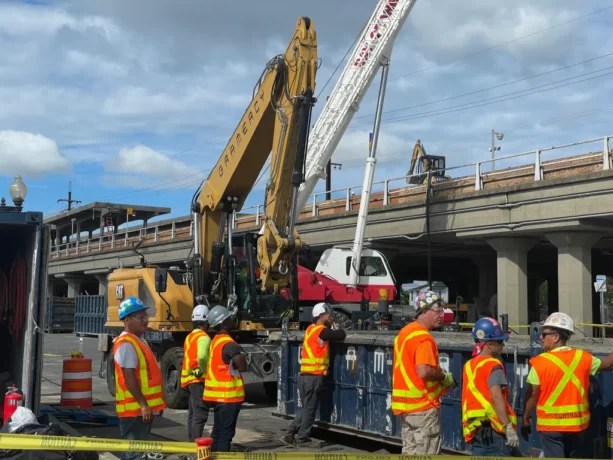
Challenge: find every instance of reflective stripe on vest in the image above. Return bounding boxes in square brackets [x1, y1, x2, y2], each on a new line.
[532, 348, 591, 432]
[203, 334, 245, 403]
[181, 329, 206, 387]
[113, 333, 166, 418]
[461, 356, 517, 442]
[300, 324, 329, 375]
[391, 325, 446, 414]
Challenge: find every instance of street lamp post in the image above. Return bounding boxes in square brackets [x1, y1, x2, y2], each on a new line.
[490, 129, 504, 170]
[0, 176, 28, 212]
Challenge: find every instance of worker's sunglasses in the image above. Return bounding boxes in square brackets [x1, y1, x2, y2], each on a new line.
[541, 331, 557, 338]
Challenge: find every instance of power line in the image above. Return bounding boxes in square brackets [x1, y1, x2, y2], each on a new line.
[394, 5, 613, 79]
[353, 50, 613, 120]
[349, 65, 613, 128]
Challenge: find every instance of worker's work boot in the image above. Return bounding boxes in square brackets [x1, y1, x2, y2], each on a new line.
[279, 433, 296, 447]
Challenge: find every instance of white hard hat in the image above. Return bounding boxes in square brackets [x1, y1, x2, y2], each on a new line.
[192, 304, 209, 322]
[543, 312, 574, 334]
[312, 302, 331, 318]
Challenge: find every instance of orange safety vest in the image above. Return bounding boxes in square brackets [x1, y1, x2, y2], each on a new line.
[203, 334, 245, 403]
[181, 329, 207, 388]
[391, 322, 447, 415]
[530, 348, 592, 432]
[113, 333, 166, 418]
[300, 324, 329, 375]
[461, 356, 517, 442]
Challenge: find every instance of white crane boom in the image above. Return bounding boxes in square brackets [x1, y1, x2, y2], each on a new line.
[296, 0, 418, 211]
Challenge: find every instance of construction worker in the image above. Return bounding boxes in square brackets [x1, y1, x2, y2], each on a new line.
[202, 305, 247, 452]
[391, 290, 456, 455]
[522, 312, 613, 458]
[113, 296, 166, 460]
[462, 317, 518, 456]
[181, 304, 212, 441]
[280, 302, 346, 447]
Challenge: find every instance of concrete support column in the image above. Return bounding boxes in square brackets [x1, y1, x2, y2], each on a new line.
[545, 232, 602, 336]
[486, 237, 537, 332]
[94, 274, 109, 296]
[471, 255, 497, 314]
[63, 277, 82, 298]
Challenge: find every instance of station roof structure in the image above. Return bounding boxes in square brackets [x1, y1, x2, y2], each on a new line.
[45, 202, 171, 239]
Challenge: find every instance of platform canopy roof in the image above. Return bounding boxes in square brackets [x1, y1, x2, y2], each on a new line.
[45, 201, 171, 238]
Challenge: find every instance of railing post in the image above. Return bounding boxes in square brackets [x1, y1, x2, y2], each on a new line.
[534, 149, 542, 181]
[76, 239, 79, 255]
[383, 180, 389, 205]
[604, 136, 611, 170]
[171, 221, 176, 239]
[189, 221, 194, 237]
[87, 239, 90, 253]
[311, 196, 317, 217]
[111, 234, 115, 249]
[154, 226, 159, 242]
[475, 162, 482, 191]
[98, 237, 102, 251]
[345, 188, 352, 211]
[124, 228, 128, 247]
[256, 205, 261, 227]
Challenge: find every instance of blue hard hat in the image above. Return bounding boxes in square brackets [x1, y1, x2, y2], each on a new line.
[118, 296, 148, 320]
[471, 317, 508, 342]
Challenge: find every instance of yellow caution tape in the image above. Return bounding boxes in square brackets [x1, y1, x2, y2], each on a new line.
[213, 454, 581, 460]
[0, 433, 196, 454]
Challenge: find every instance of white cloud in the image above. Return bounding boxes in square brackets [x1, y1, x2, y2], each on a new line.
[0, 130, 70, 177]
[105, 145, 201, 188]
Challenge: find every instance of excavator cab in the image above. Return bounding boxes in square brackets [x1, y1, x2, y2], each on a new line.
[406, 139, 446, 185]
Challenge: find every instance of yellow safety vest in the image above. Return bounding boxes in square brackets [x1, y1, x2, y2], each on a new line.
[113, 333, 166, 418]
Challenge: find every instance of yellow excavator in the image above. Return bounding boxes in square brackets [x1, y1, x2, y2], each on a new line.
[102, 17, 317, 407]
[406, 139, 446, 184]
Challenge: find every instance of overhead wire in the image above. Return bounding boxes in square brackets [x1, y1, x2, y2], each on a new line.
[349, 65, 613, 128]
[352, 50, 613, 120]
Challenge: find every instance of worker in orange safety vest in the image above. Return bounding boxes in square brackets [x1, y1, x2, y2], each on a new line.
[181, 304, 212, 441]
[522, 312, 613, 458]
[280, 302, 346, 448]
[113, 296, 166, 460]
[391, 290, 456, 455]
[462, 317, 518, 456]
[202, 305, 247, 452]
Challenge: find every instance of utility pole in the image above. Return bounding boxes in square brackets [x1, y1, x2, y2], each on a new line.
[325, 161, 343, 201]
[57, 181, 82, 211]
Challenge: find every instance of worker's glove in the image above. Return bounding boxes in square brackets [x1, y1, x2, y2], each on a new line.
[520, 419, 532, 440]
[505, 423, 519, 448]
[192, 368, 204, 378]
[441, 371, 457, 388]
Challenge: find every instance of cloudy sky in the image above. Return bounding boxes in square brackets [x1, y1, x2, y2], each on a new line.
[1, 0, 612, 220]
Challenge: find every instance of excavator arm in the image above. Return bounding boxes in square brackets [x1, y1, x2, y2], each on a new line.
[407, 139, 426, 176]
[191, 17, 317, 305]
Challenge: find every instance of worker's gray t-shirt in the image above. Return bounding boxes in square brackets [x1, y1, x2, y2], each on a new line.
[114, 332, 146, 369]
[488, 366, 507, 388]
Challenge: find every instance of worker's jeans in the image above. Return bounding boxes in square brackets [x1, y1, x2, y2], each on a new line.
[540, 430, 588, 458]
[187, 382, 210, 441]
[470, 425, 510, 457]
[211, 402, 242, 452]
[288, 374, 325, 442]
[118, 416, 152, 460]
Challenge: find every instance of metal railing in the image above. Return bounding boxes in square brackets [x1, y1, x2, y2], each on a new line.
[50, 134, 611, 258]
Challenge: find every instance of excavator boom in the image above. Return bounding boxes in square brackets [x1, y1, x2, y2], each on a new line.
[191, 17, 317, 304]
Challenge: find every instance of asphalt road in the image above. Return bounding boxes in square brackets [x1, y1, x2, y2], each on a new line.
[40, 333, 396, 458]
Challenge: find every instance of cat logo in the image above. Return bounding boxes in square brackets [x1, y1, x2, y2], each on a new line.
[115, 284, 125, 300]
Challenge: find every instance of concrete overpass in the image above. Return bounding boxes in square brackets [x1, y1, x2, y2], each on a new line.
[47, 135, 613, 334]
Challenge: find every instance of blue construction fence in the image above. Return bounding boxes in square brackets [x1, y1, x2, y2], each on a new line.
[74, 295, 107, 336]
[278, 324, 613, 457]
